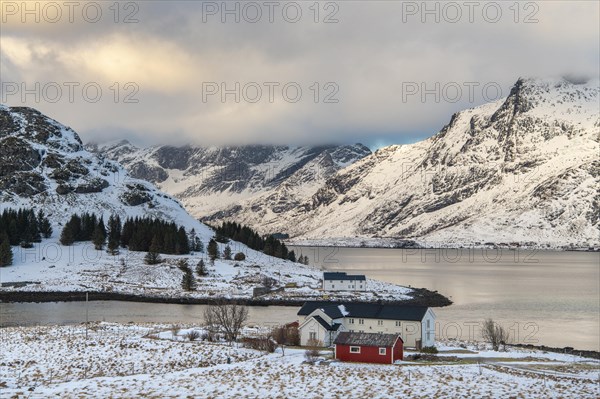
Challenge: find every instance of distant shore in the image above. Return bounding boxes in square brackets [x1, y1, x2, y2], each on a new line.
[0, 287, 452, 307]
[288, 239, 600, 252]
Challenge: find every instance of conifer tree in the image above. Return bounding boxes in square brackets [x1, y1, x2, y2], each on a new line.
[38, 210, 52, 238]
[60, 222, 75, 246]
[0, 232, 13, 267]
[196, 259, 208, 276]
[92, 218, 106, 250]
[181, 267, 196, 291]
[223, 245, 232, 260]
[144, 236, 162, 265]
[207, 238, 219, 261]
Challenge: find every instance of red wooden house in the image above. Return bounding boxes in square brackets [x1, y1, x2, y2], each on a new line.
[334, 332, 403, 364]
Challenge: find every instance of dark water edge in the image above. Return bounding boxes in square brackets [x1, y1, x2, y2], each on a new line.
[0, 287, 452, 307]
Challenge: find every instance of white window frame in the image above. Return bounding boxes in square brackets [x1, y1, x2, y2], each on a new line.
[379, 347, 387, 355]
[378, 320, 384, 326]
[309, 332, 317, 341]
[349, 318, 355, 324]
[350, 346, 361, 353]
[359, 319, 364, 325]
[395, 321, 401, 327]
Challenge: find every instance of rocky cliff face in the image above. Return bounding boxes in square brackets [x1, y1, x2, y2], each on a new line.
[0, 105, 211, 236]
[89, 141, 372, 220]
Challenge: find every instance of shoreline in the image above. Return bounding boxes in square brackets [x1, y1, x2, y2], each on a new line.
[506, 343, 600, 360]
[0, 287, 452, 307]
[287, 241, 600, 252]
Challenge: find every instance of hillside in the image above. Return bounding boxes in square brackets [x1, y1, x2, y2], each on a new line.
[0, 105, 429, 304]
[87, 141, 371, 222]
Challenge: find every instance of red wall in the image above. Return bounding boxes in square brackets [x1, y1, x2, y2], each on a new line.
[335, 340, 403, 364]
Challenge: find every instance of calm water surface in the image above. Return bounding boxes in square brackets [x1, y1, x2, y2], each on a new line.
[1, 247, 598, 350]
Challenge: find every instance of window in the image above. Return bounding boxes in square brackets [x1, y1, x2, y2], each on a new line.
[309, 332, 317, 340]
[348, 285, 351, 289]
[359, 319, 364, 325]
[395, 321, 401, 327]
[378, 320, 384, 326]
[349, 318, 355, 324]
[379, 348, 387, 355]
[350, 346, 360, 353]
[332, 285, 335, 288]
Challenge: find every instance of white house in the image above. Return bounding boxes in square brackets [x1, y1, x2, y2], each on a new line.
[298, 302, 436, 349]
[322, 272, 366, 292]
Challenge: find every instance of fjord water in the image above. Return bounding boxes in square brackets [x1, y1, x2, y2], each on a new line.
[1, 248, 598, 351]
[292, 247, 599, 351]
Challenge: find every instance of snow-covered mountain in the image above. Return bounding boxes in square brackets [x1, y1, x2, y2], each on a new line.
[87, 142, 371, 221]
[84, 78, 599, 247]
[160, 77, 597, 248]
[0, 104, 214, 238]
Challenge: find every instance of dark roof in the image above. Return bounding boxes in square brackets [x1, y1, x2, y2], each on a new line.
[334, 332, 402, 347]
[298, 301, 429, 321]
[323, 272, 366, 281]
[312, 315, 342, 331]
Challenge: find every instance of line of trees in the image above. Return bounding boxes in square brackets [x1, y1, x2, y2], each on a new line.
[215, 221, 303, 263]
[60, 213, 193, 257]
[0, 208, 52, 247]
[0, 208, 52, 267]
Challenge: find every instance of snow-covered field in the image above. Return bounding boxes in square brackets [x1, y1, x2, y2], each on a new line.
[1, 322, 597, 398]
[0, 239, 413, 303]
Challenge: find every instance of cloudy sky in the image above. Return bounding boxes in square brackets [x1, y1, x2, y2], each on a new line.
[1, 1, 598, 149]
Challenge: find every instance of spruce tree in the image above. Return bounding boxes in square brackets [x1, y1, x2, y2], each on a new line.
[207, 239, 219, 261]
[223, 245, 232, 260]
[60, 222, 75, 246]
[196, 259, 207, 276]
[107, 237, 119, 255]
[144, 236, 162, 265]
[181, 268, 196, 291]
[287, 250, 297, 263]
[92, 218, 106, 250]
[38, 210, 52, 238]
[0, 232, 13, 267]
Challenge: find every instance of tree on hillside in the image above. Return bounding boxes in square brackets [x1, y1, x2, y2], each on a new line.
[181, 266, 197, 291]
[223, 245, 232, 260]
[196, 259, 208, 276]
[144, 236, 162, 265]
[92, 218, 106, 250]
[38, 210, 52, 238]
[59, 222, 75, 246]
[287, 250, 297, 263]
[207, 239, 219, 262]
[107, 214, 121, 254]
[0, 232, 13, 267]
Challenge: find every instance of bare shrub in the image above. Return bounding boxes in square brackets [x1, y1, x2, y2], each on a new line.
[241, 336, 276, 353]
[272, 325, 301, 356]
[481, 319, 509, 351]
[185, 330, 201, 341]
[304, 338, 323, 364]
[262, 276, 277, 288]
[203, 301, 249, 343]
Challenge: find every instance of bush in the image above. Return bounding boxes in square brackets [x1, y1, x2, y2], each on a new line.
[420, 346, 438, 354]
[304, 341, 322, 364]
[241, 336, 276, 353]
[482, 318, 509, 351]
[185, 330, 201, 341]
[234, 252, 246, 261]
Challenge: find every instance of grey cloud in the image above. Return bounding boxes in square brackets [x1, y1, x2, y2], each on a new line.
[1, 1, 598, 146]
